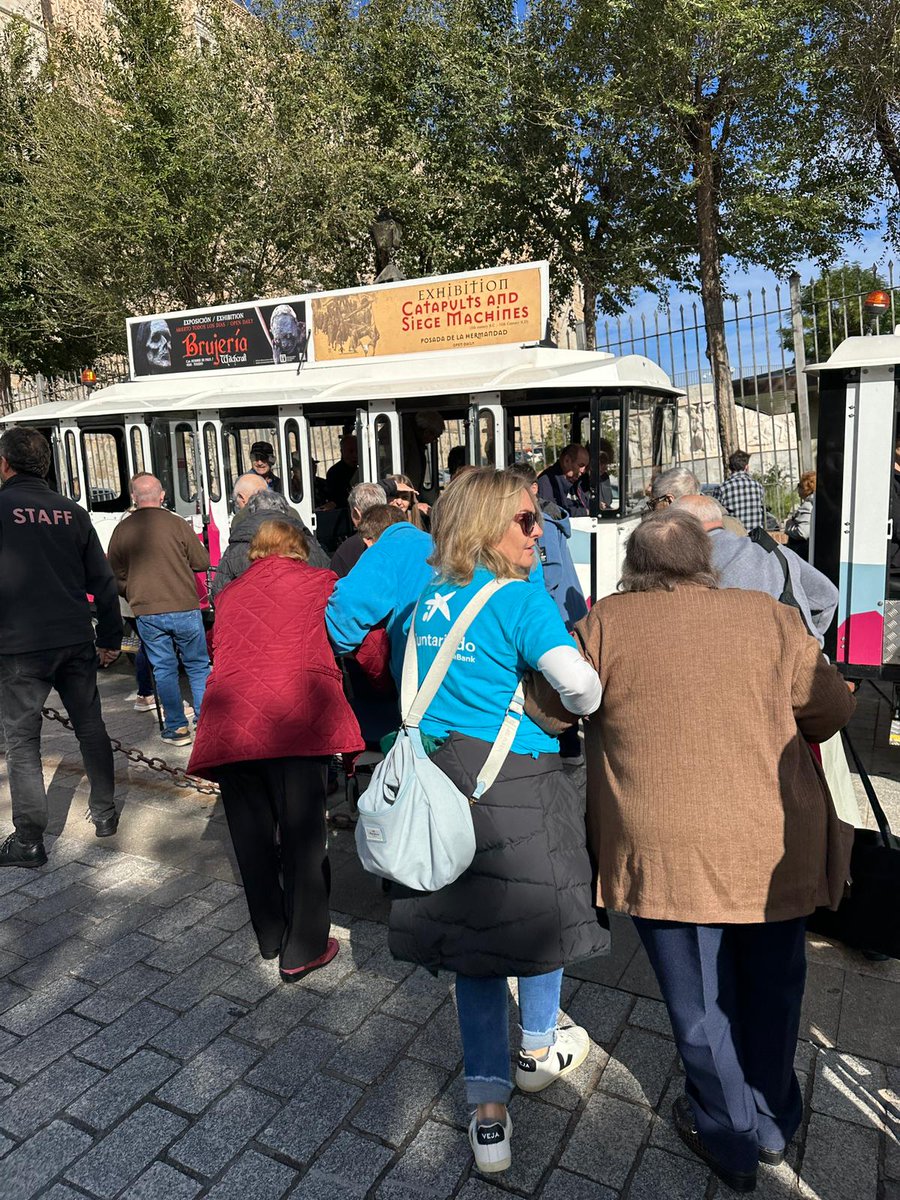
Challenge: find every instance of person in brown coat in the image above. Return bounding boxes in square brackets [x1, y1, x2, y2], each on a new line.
[574, 509, 855, 1193]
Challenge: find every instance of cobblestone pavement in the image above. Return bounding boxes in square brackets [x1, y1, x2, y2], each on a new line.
[0, 662, 897, 1200]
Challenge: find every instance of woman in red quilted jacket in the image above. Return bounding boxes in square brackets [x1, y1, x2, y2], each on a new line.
[188, 520, 364, 982]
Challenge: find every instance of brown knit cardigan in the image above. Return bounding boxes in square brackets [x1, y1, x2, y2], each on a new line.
[571, 587, 856, 925]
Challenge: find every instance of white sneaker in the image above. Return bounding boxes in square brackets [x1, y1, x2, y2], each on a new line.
[468, 1111, 512, 1173]
[134, 695, 156, 713]
[515, 1024, 590, 1093]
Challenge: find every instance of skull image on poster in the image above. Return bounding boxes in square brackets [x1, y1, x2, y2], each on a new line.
[134, 318, 173, 374]
[269, 304, 306, 364]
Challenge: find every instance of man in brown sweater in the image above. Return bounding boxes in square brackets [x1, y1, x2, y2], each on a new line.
[108, 474, 211, 746]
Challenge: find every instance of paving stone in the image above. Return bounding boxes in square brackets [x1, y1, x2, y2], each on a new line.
[628, 1146, 710, 1199]
[143, 871, 208, 908]
[377, 1118, 470, 1199]
[157, 1035, 261, 1114]
[245, 1026, 341, 1097]
[0, 976, 29, 1015]
[352, 1057, 450, 1148]
[629, 996, 673, 1038]
[169, 1082, 281, 1176]
[34, 1186, 92, 1200]
[1, 1011, 97, 1081]
[150, 993, 243, 1060]
[258, 1072, 361, 1164]
[212, 923, 261, 964]
[0, 890, 31, 921]
[229, 985, 320, 1047]
[308, 971, 395, 1033]
[75, 999, 174, 1068]
[66, 1101, 188, 1198]
[207, 894, 251, 930]
[141, 895, 217, 941]
[144, 922, 230, 972]
[126, 1162, 202, 1199]
[489, 1093, 567, 1193]
[0, 947, 24, 978]
[348, 919, 389, 948]
[202, 1149, 297, 1199]
[73, 961, 170, 1023]
[563, 980, 634, 1046]
[540, 1169, 617, 1200]
[67, 1048, 179, 1130]
[649, 1077, 695, 1161]
[798, 1112, 880, 1199]
[73, 931, 160, 984]
[456, 1182, 512, 1199]
[2, 909, 85, 959]
[560, 1091, 652, 1188]
[597, 1026, 676, 1108]
[358, 944, 415, 983]
[618, 944, 664, 1000]
[215, 956, 281, 1005]
[800, 960, 845, 1049]
[532, 1039, 609, 1112]
[430, 1072, 468, 1129]
[407, 998, 463, 1071]
[811, 1050, 890, 1129]
[2, 1122, 92, 1196]
[292, 1131, 393, 1199]
[295, 941, 369, 995]
[329, 1013, 418, 1086]
[151, 954, 238, 1011]
[795, 1040, 821, 1073]
[0, 974, 95, 1036]
[0, 1053, 103, 1137]
[838, 972, 900, 1066]
[379, 968, 451, 1024]
[16, 882, 96, 926]
[19, 860, 94, 899]
[9, 936, 94, 990]
[195, 879, 245, 906]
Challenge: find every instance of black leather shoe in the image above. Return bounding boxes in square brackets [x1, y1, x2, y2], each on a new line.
[93, 814, 119, 838]
[0, 832, 48, 868]
[673, 1096, 757, 1192]
[758, 1146, 786, 1166]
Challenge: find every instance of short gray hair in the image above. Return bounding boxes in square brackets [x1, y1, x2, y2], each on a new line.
[673, 493, 725, 526]
[650, 466, 701, 502]
[348, 482, 386, 514]
[245, 490, 293, 515]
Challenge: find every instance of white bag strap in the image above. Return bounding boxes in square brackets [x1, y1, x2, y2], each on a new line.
[473, 680, 525, 799]
[401, 579, 513, 725]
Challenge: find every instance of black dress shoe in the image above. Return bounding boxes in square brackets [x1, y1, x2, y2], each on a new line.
[672, 1096, 757, 1193]
[94, 814, 119, 838]
[758, 1146, 786, 1166]
[0, 832, 48, 868]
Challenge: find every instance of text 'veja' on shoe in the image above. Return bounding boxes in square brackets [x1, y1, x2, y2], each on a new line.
[468, 1112, 512, 1174]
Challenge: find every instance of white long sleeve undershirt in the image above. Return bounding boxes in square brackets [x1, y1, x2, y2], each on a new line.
[536, 644, 602, 716]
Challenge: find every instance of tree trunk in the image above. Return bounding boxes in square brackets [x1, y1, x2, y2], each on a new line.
[0, 362, 12, 416]
[582, 278, 596, 350]
[874, 99, 900, 197]
[694, 119, 739, 470]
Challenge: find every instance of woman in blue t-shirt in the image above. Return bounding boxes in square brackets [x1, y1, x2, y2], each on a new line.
[388, 468, 606, 1177]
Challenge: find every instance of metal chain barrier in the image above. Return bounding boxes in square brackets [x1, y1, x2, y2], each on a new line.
[41, 706, 221, 797]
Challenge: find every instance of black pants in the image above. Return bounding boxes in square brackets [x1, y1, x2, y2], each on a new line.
[217, 757, 330, 970]
[0, 641, 116, 843]
[633, 915, 806, 1174]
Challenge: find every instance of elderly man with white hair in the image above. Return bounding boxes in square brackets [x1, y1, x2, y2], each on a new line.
[649, 467, 747, 535]
[330, 482, 388, 578]
[231, 472, 268, 523]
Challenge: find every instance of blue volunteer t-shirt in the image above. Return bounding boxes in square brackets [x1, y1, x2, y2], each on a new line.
[413, 565, 572, 756]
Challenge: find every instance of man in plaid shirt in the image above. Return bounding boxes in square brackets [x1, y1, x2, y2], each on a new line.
[718, 450, 765, 531]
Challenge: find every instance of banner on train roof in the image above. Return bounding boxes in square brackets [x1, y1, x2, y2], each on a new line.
[127, 297, 309, 379]
[310, 262, 547, 362]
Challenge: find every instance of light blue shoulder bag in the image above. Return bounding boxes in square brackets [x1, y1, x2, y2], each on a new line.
[355, 579, 525, 892]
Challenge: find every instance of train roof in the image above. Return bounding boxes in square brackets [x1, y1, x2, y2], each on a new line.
[3, 345, 679, 423]
[808, 328, 900, 372]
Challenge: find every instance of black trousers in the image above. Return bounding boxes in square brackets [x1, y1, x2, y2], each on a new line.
[217, 757, 330, 970]
[633, 915, 807, 1175]
[0, 641, 116, 842]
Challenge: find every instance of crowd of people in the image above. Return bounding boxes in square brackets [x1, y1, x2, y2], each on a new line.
[0, 423, 855, 1193]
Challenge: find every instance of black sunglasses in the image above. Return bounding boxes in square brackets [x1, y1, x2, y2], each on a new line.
[513, 510, 538, 535]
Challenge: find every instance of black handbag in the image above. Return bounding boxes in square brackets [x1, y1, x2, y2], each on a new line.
[807, 731, 900, 959]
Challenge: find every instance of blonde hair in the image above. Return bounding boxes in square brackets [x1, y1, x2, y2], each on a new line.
[386, 473, 426, 530]
[798, 471, 816, 499]
[429, 467, 535, 585]
[248, 520, 309, 563]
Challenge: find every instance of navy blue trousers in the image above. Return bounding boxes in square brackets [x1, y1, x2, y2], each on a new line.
[633, 916, 806, 1174]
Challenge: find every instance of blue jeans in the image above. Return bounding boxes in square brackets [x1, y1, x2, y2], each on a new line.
[456, 969, 563, 1105]
[135, 610, 210, 736]
[135, 643, 152, 697]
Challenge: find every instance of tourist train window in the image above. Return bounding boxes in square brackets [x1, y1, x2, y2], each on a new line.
[221, 422, 279, 500]
[81, 429, 128, 512]
[624, 393, 677, 515]
[283, 419, 303, 503]
[65, 432, 81, 500]
[374, 415, 393, 480]
[477, 410, 496, 466]
[174, 423, 199, 504]
[130, 427, 146, 476]
[203, 423, 221, 502]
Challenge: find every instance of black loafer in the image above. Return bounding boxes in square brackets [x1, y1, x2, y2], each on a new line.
[94, 814, 119, 838]
[673, 1096, 757, 1193]
[0, 832, 48, 868]
[758, 1146, 786, 1166]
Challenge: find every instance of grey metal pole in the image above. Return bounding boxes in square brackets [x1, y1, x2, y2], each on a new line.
[789, 271, 814, 474]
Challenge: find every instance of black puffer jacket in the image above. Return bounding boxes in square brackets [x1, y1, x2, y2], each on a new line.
[389, 733, 609, 977]
[212, 507, 329, 598]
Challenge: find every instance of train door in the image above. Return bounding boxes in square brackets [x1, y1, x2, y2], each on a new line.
[59, 420, 86, 510]
[359, 402, 401, 484]
[278, 407, 316, 531]
[149, 417, 204, 538]
[468, 395, 505, 469]
[197, 412, 229, 564]
[304, 407, 358, 551]
[79, 423, 131, 551]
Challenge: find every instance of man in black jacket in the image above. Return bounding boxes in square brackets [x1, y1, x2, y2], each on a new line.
[0, 427, 123, 867]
